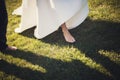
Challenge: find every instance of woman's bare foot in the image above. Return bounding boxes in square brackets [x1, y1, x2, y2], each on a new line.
[61, 23, 76, 43]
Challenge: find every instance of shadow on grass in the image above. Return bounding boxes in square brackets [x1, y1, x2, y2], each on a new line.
[43, 18, 120, 79]
[0, 59, 44, 80]
[0, 49, 113, 80]
[71, 19, 120, 80]
[1, 18, 119, 80]
[42, 18, 120, 51]
[20, 18, 120, 51]
[73, 19, 120, 80]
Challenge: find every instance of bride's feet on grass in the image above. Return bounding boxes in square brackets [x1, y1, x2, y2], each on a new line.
[61, 23, 76, 43]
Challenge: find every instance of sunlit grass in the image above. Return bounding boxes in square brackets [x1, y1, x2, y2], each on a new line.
[0, 53, 46, 73]
[88, 0, 120, 22]
[75, 51, 112, 76]
[0, 0, 120, 80]
[99, 50, 120, 64]
[0, 71, 21, 80]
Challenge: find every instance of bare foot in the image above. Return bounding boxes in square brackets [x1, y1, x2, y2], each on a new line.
[6, 46, 17, 51]
[61, 23, 76, 43]
[63, 30, 76, 43]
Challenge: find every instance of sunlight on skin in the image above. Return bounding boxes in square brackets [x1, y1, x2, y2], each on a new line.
[0, 54, 46, 73]
[99, 50, 120, 65]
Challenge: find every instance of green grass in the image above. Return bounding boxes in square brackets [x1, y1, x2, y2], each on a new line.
[0, 0, 120, 80]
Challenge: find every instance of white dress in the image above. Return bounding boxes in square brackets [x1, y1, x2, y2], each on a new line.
[13, 0, 89, 39]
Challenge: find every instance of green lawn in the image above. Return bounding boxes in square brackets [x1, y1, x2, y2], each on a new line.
[0, 0, 120, 80]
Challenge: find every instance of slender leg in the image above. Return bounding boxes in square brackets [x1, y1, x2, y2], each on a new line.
[61, 23, 76, 43]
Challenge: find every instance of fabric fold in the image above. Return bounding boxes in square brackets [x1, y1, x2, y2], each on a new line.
[13, 0, 89, 39]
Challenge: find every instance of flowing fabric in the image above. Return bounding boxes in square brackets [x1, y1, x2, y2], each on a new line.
[13, 0, 89, 39]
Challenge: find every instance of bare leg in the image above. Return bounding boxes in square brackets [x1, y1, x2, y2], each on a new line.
[61, 23, 76, 43]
